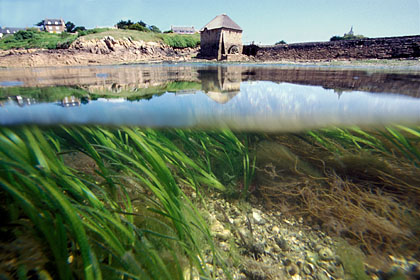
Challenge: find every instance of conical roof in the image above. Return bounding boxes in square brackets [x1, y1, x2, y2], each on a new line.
[201, 14, 242, 31]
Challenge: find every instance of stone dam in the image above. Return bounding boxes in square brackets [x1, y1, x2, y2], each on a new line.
[243, 35, 420, 61]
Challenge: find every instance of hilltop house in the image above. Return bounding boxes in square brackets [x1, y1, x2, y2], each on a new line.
[0, 27, 26, 37]
[43, 19, 65, 33]
[171, 26, 196, 34]
[200, 14, 243, 60]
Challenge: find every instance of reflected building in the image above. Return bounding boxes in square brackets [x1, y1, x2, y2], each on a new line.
[61, 96, 81, 107]
[199, 67, 241, 103]
[1, 65, 420, 102]
[14, 96, 37, 107]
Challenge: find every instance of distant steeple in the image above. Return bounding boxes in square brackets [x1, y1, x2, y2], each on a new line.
[345, 26, 354, 36]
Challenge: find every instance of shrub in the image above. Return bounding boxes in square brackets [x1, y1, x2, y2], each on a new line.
[14, 30, 36, 40]
[330, 34, 366, 41]
[275, 40, 287, 45]
[129, 23, 149, 32]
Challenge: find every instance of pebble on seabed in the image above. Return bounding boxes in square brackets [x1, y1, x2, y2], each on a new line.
[195, 191, 418, 280]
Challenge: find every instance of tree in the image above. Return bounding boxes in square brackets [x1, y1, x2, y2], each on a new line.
[330, 36, 343, 41]
[129, 23, 148, 32]
[65, 21, 75, 33]
[330, 32, 366, 42]
[149, 25, 161, 33]
[275, 40, 287, 45]
[35, 20, 44, 27]
[137, 21, 146, 27]
[74, 26, 86, 32]
[116, 20, 134, 29]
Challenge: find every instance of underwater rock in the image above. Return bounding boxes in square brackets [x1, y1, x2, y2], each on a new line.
[250, 242, 265, 256]
[318, 247, 334, 261]
[198, 191, 419, 280]
[316, 271, 330, 280]
[216, 229, 231, 241]
[210, 220, 225, 234]
[272, 225, 280, 234]
[275, 236, 289, 251]
[252, 209, 265, 225]
[326, 263, 344, 279]
[303, 262, 315, 275]
[287, 263, 299, 276]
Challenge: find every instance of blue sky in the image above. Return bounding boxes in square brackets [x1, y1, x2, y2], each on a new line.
[1, 0, 419, 44]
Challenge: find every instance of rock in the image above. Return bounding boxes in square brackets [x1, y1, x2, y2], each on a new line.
[272, 244, 281, 253]
[283, 258, 292, 266]
[250, 242, 265, 256]
[252, 209, 265, 225]
[210, 220, 224, 233]
[303, 263, 315, 275]
[318, 247, 334, 261]
[241, 266, 267, 280]
[287, 264, 299, 276]
[216, 229, 231, 241]
[219, 241, 229, 251]
[316, 271, 330, 280]
[239, 228, 252, 241]
[275, 236, 289, 251]
[233, 217, 242, 226]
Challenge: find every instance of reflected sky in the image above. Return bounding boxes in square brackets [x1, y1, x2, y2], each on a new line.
[1, 79, 419, 132]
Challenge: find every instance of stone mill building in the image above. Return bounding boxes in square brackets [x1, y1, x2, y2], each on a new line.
[200, 14, 243, 60]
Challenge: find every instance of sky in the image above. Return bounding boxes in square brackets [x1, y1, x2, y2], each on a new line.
[1, 0, 419, 44]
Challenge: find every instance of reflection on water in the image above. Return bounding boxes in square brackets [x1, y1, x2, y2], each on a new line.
[0, 64, 419, 130]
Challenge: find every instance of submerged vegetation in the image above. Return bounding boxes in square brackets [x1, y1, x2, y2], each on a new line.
[256, 127, 420, 258]
[0, 126, 231, 279]
[0, 125, 419, 279]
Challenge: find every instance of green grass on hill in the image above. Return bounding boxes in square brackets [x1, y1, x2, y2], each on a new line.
[0, 86, 88, 101]
[0, 29, 77, 50]
[0, 28, 200, 50]
[81, 29, 200, 48]
[159, 33, 200, 48]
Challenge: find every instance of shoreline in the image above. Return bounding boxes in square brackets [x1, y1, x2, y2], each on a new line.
[1, 48, 420, 69]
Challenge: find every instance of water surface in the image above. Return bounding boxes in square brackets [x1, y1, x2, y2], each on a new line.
[1, 64, 419, 130]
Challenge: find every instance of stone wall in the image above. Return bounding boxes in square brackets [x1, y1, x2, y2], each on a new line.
[221, 29, 243, 55]
[200, 28, 242, 60]
[244, 35, 420, 61]
[200, 29, 222, 58]
[241, 67, 420, 98]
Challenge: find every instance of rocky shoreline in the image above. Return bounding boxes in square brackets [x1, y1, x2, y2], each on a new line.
[0, 36, 202, 68]
[2, 35, 420, 69]
[196, 191, 420, 280]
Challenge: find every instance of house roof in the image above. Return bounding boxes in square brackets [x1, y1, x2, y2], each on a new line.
[171, 26, 196, 33]
[201, 14, 242, 32]
[0, 27, 25, 34]
[44, 19, 65, 26]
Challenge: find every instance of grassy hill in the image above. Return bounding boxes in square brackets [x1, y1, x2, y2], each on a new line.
[0, 28, 78, 50]
[0, 28, 200, 50]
